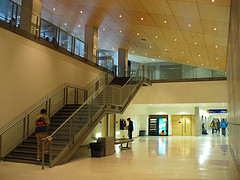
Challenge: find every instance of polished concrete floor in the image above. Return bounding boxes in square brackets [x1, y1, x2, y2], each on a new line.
[0, 135, 239, 180]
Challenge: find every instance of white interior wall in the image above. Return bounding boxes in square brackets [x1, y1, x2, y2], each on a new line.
[0, 28, 102, 129]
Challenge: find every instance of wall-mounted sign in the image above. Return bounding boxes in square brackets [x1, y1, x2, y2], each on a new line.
[207, 109, 228, 113]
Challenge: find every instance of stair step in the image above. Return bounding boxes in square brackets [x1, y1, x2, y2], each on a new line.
[4, 156, 49, 165]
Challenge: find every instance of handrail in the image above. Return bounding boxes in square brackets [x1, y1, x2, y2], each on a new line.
[85, 70, 111, 90]
[7, 0, 108, 57]
[0, 83, 84, 135]
[50, 85, 105, 137]
[121, 63, 145, 89]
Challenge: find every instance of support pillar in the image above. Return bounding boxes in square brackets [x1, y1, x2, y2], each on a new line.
[20, 0, 42, 34]
[195, 107, 201, 136]
[84, 26, 98, 63]
[118, 48, 128, 77]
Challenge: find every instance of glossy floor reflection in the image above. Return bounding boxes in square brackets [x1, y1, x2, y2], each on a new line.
[0, 136, 239, 180]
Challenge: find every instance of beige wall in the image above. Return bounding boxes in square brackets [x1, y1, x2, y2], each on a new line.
[227, 0, 240, 168]
[0, 28, 102, 129]
[133, 81, 227, 104]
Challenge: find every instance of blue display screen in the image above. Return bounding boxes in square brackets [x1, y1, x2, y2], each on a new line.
[159, 118, 167, 135]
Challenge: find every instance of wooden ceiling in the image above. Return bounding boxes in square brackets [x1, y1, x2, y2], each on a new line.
[41, 0, 230, 71]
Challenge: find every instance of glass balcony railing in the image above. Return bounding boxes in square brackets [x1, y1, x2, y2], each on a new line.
[0, 0, 115, 72]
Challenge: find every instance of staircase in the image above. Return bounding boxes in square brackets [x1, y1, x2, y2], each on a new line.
[1, 64, 151, 168]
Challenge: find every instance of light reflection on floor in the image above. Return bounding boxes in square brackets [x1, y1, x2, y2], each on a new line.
[0, 136, 239, 180]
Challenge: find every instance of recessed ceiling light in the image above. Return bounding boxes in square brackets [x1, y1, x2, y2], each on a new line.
[175, 39, 177, 42]
[159, 56, 161, 57]
[150, 46, 152, 48]
[64, 23, 66, 25]
[156, 36, 158, 38]
[141, 17, 144, 20]
[199, 54, 201, 57]
[195, 42, 197, 45]
[137, 33, 139, 35]
[78, 25, 81, 27]
[214, 27, 217, 30]
[98, 37, 100, 40]
[103, 28, 105, 31]
[215, 45, 218, 48]
[187, 61, 189, 63]
[217, 66, 219, 68]
[164, 21, 167, 23]
[182, 52, 184, 54]
[202, 64, 204, 66]
[120, 30, 122, 33]
[145, 53, 148, 55]
[165, 49, 168, 51]
[188, 24, 191, 27]
[80, 11, 83, 13]
[53, 8, 56, 11]
[216, 58, 219, 60]
[212, 0, 215, 2]
[132, 51, 135, 53]
[173, 58, 175, 60]
[119, 15, 122, 18]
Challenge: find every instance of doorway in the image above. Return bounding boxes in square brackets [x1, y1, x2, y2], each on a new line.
[172, 115, 195, 136]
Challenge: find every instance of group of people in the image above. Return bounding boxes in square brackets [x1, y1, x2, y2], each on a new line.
[202, 119, 228, 136]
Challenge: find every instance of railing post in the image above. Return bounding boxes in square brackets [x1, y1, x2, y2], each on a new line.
[49, 140, 52, 168]
[48, 99, 51, 117]
[15, 5, 18, 28]
[63, 87, 66, 105]
[84, 90, 88, 102]
[42, 140, 45, 170]
[0, 135, 2, 159]
[35, 17, 39, 39]
[27, 115, 30, 136]
[69, 119, 72, 143]
[73, 118, 75, 144]
[66, 87, 68, 105]
[23, 117, 26, 141]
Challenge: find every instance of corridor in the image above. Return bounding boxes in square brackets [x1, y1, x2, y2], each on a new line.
[0, 136, 239, 180]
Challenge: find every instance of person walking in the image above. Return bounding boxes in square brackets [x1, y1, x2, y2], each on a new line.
[220, 119, 228, 136]
[217, 119, 221, 133]
[35, 109, 51, 161]
[210, 120, 215, 134]
[127, 118, 133, 139]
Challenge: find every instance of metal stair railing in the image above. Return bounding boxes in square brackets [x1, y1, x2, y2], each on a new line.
[106, 63, 145, 106]
[0, 70, 113, 160]
[42, 64, 146, 169]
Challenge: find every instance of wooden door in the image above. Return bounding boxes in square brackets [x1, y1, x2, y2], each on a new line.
[172, 115, 195, 136]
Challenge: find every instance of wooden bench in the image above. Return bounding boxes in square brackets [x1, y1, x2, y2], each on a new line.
[115, 138, 134, 149]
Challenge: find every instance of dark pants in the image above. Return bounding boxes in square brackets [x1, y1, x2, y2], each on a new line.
[128, 130, 133, 139]
[211, 127, 215, 134]
[222, 128, 226, 136]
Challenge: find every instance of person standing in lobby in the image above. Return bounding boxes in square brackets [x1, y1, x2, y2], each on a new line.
[220, 119, 228, 136]
[217, 119, 221, 133]
[127, 118, 133, 139]
[210, 120, 215, 134]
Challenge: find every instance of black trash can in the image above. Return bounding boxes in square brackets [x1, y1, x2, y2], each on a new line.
[89, 143, 105, 157]
[139, 130, 146, 136]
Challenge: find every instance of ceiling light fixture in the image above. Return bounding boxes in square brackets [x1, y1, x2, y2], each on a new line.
[188, 24, 191, 27]
[132, 51, 135, 53]
[112, 48, 114, 50]
[156, 36, 158, 38]
[199, 54, 201, 57]
[175, 39, 177, 41]
[145, 53, 148, 55]
[103, 28, 105, 31]
[80, 11, 83, 13]
[214, 27, 217, 30]
[120, 30, 122, 33]
[137, 33, 139, 35]
[141, 17, 144, 20]
[159, 56, 161, 57]
[187, 61, 189, 63]
[119, 15, 122, 18]
[182, 52, 184, 54]
[64, 23, 66, 25]
[150, 46, 152, 48]
[165, 49, 168, 51]
[78, 25, 81, 27]
[217, 67, 219, 68]
[212, 0, 215, 2]
[195, 42, 197, 45]
[215, 45, 218, 48]
[164, 21, 167, 23]
[53, 8, 56, 11]
[216, 58, 219, 60]
[202, 64, 204, 66]
[173, 58, 175, 60]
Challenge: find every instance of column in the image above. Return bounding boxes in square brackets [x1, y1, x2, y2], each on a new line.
[118, 48, 128, 77]
[84, 26, 98, 63]
[195, 107, 201, 136]
[20, 0, 42, 34]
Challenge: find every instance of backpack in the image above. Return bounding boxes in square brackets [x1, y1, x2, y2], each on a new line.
[35, 116, 47, 133]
